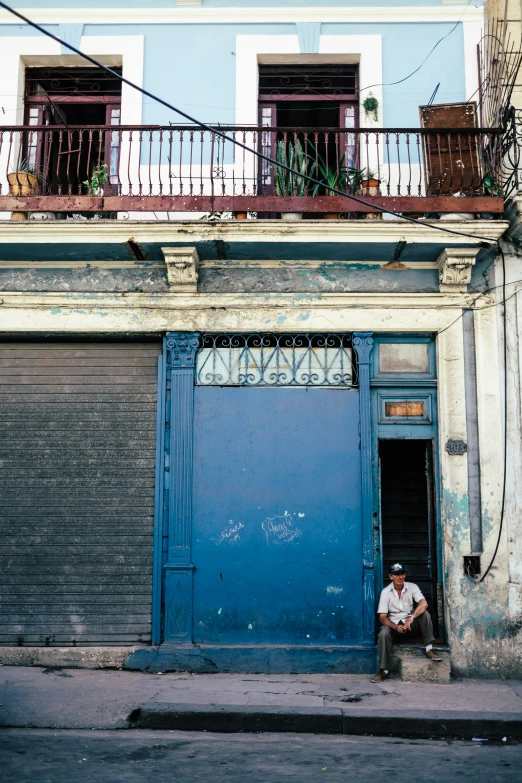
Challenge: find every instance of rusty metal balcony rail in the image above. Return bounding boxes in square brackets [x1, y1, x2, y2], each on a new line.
[0, 124, 505, 215]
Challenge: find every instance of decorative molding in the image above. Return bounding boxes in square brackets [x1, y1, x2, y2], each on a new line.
[166, 331, 200, 368]
[353, 332, 375, 643]
[437, 248, 480, 292]
[0, 221, 507, 245]
[58, 24, 84, 55]
[0, 7, 484, 25]
[296, 23, 321, 54]
[162, 246, 200, 292]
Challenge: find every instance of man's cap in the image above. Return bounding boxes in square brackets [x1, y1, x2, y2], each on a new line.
[389, 563, 406, 575]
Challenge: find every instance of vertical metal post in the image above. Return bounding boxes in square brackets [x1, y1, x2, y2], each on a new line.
[163, 332, 200, 643]
[353, 332, 375, 643]
[462, 309, 483, 553]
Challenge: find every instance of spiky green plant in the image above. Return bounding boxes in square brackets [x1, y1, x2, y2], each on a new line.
[275, 138, 314, 197]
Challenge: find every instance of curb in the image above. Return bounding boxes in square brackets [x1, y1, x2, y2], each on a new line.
[134, 703, 522, 739]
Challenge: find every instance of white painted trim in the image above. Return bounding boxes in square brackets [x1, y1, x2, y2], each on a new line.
[319, 35, 383, 127]
[235, 35, 300, 126]
[0, 6, 485, 25]
[463, 21, 482, 104]
[0, 34, 144, 126]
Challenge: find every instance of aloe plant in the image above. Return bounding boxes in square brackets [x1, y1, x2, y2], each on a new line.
[275, 138, 314, 197]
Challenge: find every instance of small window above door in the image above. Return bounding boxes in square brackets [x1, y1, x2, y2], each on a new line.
[372, 337, 436, 384]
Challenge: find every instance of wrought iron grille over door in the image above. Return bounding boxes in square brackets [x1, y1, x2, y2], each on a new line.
[195, 333, 356, 387]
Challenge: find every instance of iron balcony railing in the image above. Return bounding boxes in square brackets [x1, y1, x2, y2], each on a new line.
[0, 124, 505, 215]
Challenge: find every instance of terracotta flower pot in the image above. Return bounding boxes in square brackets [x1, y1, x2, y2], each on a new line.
[234, 211, 248, 220]
[323, 212, 341, 220]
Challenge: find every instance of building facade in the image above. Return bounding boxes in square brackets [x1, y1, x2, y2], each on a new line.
[0, 0, 520, 677]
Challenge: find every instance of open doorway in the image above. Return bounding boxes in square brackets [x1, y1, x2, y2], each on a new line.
[379, 439, 442, 638]
[23, 66, 122, 198]
[258, 63, 358, 206]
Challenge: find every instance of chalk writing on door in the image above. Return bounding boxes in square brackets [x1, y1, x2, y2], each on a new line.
[214, 520, 244, 545]
[262, 512, 303, 545]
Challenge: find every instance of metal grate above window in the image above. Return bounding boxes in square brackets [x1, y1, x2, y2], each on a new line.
[25, 67, 123, 98]
[196, 334, 356, 388]
[258, 64, 358, 98]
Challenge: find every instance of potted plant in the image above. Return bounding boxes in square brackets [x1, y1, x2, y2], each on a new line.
[83, 163, 108, 197]
[358, 168, 382, 220]
[8, 159, 40, 221]
[363, 93, 379, 123]
[275, 138, 314, 220]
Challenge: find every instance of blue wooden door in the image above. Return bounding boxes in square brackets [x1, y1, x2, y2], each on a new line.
[192, 386, 363, 646]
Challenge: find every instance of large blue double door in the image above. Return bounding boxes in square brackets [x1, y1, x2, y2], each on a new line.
[192, 386, 364, 646]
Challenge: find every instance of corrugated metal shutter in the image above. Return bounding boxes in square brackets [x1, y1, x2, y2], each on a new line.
[0, 342, 161, 646]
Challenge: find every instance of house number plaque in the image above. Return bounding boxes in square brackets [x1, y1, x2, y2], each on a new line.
[445, 439, 467, 455]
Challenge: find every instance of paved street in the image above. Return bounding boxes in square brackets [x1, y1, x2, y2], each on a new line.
[1, 728, 520, 783]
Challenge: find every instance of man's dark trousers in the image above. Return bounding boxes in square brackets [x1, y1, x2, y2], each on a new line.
[377, 612, 435, 671]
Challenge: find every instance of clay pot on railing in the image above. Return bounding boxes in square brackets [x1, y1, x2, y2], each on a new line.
[234, 211, 248, 220]
[360, 178, 382, 220]
[8, 170, 38, 221]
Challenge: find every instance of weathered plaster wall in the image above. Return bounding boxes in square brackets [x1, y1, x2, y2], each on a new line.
[438, 302, 521, 678]
[0, 251, 494, 293]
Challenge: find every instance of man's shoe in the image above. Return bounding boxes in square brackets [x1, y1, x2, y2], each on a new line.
[370, 669, 389, 683]
[426, 649, 442, 662]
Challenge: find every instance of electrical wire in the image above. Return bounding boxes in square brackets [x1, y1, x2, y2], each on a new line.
[358, 0, 473, 94]
[0, 0, 504, 247]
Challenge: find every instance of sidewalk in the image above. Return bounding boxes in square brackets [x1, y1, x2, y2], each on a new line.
[1, 666, 521, 738]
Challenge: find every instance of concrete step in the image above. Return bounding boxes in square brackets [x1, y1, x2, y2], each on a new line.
[396, 647, 451, 683]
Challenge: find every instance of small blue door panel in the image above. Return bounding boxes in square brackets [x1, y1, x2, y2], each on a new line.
[192, 386, 363, 645]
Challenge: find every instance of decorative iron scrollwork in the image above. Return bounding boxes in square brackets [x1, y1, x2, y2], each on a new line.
[196, 333, 356, 387]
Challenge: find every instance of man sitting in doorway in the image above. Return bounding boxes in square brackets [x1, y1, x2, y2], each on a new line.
[371, 563, 441, 683]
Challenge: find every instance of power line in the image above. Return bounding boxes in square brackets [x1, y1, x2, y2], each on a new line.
[358, 0, 473, 93]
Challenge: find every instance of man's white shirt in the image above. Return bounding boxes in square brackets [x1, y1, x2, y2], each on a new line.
[377, 582, 425, 624]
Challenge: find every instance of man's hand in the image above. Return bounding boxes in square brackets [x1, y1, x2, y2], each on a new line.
[402, 617, 413, 632]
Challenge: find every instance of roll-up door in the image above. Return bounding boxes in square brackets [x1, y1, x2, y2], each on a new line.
[0, 341, 161, 646]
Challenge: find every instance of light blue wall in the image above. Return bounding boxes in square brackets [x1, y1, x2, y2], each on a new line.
[81, 20, 466, 127]
[0, 12, 468, 129]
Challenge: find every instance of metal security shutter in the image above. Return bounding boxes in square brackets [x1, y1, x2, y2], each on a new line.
[0, 342, 161, 646]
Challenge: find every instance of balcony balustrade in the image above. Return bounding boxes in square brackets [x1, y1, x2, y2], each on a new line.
[0, 124, 505, 217]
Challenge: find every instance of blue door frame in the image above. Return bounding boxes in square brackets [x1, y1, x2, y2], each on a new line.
[151, 331, 379, 671]
[369, 335, 443, 638]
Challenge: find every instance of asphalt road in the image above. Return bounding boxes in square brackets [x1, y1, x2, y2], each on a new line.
[0, 729, 519, 783]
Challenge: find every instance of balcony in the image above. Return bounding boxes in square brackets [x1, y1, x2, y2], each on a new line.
[0, 124, 505, 219]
